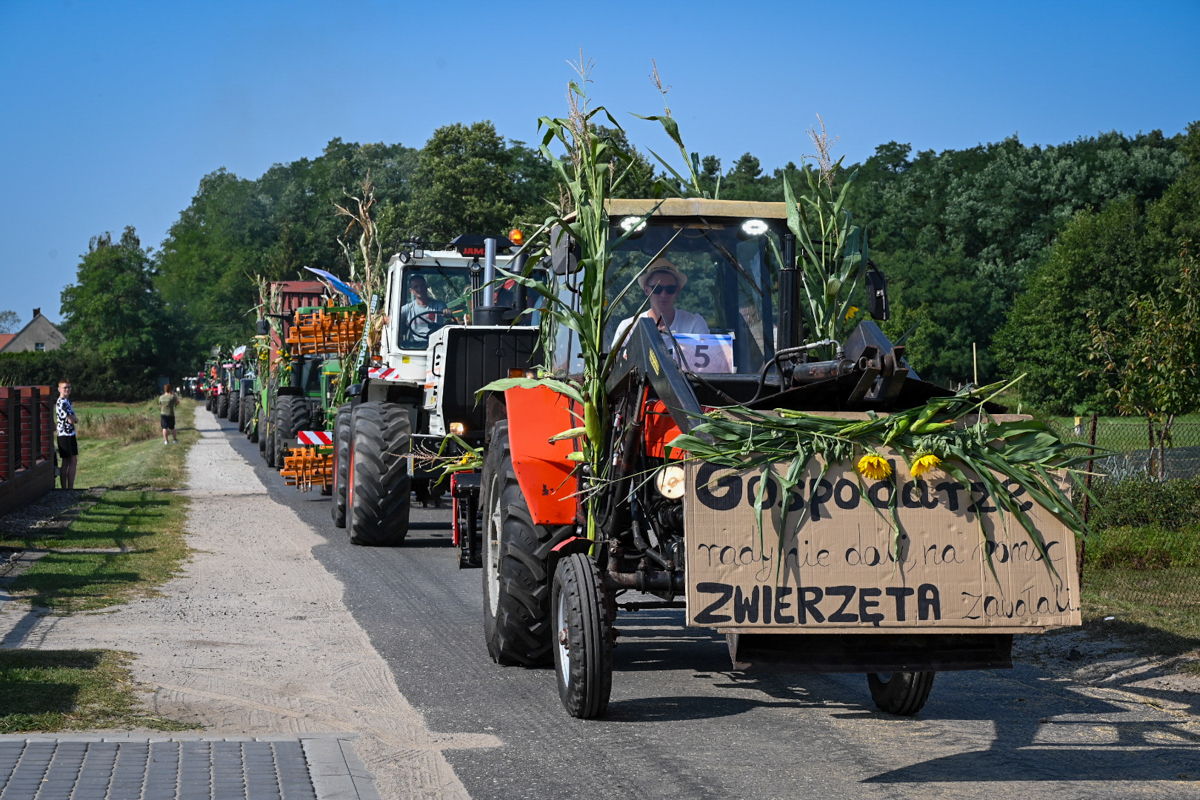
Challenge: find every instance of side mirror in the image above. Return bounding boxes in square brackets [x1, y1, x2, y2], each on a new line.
[865, 262, 890, 321]
[255, 319, 270, 336]
[550, 226, 579, 275]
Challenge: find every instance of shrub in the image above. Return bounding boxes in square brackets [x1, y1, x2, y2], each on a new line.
[1088, 475, 1200, 531]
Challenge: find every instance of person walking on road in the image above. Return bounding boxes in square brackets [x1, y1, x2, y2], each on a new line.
[158, 384, 179, 444]
[55, 379, 78, 489]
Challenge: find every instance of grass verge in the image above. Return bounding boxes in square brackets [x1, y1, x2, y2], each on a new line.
[75, 399, 200, 489]
[0, 488, 190, 611]
[0, 398, 200, 731]
[0, 650, 194, 732]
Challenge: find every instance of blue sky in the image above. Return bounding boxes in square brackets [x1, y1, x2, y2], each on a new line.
[1, 0, 1197, 325]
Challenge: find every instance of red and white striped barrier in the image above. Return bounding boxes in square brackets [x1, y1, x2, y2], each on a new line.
[297, 431, 334, 446]
[368, 367, 405, 381]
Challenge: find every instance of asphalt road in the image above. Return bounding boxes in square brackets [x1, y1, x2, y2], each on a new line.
[221, 417, 1200, 799]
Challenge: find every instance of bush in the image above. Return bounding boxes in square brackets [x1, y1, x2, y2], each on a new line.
[1085, 524, 1200, 569]
[0, 350, 162, 403]
[1088, 475, 1200, 531]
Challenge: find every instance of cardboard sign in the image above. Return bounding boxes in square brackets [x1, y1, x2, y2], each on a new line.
[669, 333, 735, 374]
[683, 454, 1080, 633]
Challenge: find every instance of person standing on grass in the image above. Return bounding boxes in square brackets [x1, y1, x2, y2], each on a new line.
[158, 384, 179, 444]
[55, 379, 78, 489]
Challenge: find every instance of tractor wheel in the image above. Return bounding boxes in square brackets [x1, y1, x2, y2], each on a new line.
[228, 391, 240, 423]
[552, 553, 614, 719]
[273, 395, 308, 470]
[481, 420, 572, 667]
[346, 402, 411, 546]
[867, 671, 936, 716]
[258, 406, 268, 454]
[264, 406, 276, 465]
[331, 403, 352, 529]
[205, 394, 213, 412]
[242, 396, 254, 437]
[217, 393, 229, 419]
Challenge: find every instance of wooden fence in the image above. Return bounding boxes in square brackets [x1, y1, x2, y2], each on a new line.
[0, 385, 56, 516]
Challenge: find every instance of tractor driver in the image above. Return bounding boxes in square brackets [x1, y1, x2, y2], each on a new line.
[612, 259, 709, 347]
[401, 274, 447, 340]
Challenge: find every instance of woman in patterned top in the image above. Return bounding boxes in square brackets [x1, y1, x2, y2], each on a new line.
[56, 379, 78, 489]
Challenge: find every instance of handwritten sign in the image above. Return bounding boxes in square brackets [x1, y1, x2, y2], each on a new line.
[684, 452, 1080, 632]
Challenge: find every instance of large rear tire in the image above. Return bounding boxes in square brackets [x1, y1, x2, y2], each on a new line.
[552, 553, 614, 719]
[331, 402, 352, 528]
[216, 392, 229, 419]
[228, 391, 240, 423]
[867, 671, 935, 716]
[264, 406, 276, 465]
[481, 420, 571, 667]
[346, 402, 411, 546]
[257, 406, 267, 452]
[273, 395, 308, 469]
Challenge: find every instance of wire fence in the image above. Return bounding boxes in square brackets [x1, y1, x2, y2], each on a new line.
[1045, 415, 1200, 636]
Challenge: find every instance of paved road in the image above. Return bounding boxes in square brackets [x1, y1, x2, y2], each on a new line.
[223, 418, 1200, 799]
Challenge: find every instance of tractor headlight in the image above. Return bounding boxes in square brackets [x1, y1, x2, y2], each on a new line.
[449, 422, 466, 436]
[741, 219, 768, 237]
[654, 464, 686, 500]
[620, 216, 647, 234]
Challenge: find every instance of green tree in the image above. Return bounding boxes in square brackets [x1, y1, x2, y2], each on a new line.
[60, 227, 175, 398]
[0, 310, 19, 333]
[1086, 244, 1199, 477]
[403, 122, 518, 243]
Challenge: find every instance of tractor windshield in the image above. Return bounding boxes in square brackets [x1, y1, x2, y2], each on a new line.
[604, 217, 784, 375]
[398, 267, 473, 347]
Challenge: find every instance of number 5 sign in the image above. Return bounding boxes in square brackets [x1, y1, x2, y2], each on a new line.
[670, 334, 735, 374]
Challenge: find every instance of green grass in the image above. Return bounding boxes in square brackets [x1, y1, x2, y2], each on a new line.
[0, 489, 191, 611]
[1045, 414, 1200, 451]
[75, 399, 199, 489]
[0, 650, 193, 732]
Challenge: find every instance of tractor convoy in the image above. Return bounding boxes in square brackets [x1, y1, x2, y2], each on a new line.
[199, 199, 1081, 721]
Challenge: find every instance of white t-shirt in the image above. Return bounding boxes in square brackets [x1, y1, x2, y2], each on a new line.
[612, 308, 710, 348]
[401, 297, 447, 337]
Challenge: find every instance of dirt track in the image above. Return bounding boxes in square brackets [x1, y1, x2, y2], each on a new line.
[16, 412, 499, 798]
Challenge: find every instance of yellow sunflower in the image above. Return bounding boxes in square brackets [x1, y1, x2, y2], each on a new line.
[856, 453, 892, 481]
[911, 453, 942, 477]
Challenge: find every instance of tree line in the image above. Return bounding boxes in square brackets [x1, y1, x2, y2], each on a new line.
[3, 118, 1196, 412]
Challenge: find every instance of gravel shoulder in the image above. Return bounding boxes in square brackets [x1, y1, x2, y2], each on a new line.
[7, 411, 498, 799]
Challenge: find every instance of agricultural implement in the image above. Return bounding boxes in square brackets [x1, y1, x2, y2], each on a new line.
[480, 199, 1082, 719]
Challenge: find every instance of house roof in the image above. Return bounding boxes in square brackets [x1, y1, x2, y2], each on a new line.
[0, 334, 15, 350]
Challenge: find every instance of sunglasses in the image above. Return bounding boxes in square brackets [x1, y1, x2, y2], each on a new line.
[650, 284, 678, 295]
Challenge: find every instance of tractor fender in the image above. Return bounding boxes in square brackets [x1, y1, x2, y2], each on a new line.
[503, 385, 579, 525]
[548, 535, 593, 582]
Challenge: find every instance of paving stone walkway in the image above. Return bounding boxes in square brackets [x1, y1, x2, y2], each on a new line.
[0, 734, 380, 800]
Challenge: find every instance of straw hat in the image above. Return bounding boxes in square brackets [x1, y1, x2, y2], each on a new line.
[637, 259, 688, 291]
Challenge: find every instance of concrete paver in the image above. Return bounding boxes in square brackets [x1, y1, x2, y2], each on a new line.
[0, 734, 379, 800]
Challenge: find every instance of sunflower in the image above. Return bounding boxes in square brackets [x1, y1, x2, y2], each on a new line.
[911, 453, 943, 477]
[856, 453, 892, 481]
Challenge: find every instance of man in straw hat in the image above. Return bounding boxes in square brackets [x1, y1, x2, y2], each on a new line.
[613, 259, 710, 346]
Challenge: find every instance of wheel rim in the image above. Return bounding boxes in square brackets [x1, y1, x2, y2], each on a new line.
[485, 472, 502, 617]
[876, 672, 893, 683]
[556, 587, 570, 686]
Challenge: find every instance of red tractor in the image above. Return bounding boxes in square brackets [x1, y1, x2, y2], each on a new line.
[479, 199, 1080, 719]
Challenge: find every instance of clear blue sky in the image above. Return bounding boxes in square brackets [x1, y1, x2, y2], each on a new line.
[1, 0, 1197, 325]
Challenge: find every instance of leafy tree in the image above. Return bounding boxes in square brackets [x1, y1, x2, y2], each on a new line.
[59, 227, 175, 399]
[0, 310, 18, 333]
[1086, 244, 1199, 477]
[402, 122, 518, 243]
[993, 198, 1157, 411]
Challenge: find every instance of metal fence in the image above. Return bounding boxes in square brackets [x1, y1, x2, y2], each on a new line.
[1046, 415, 1200, 633]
